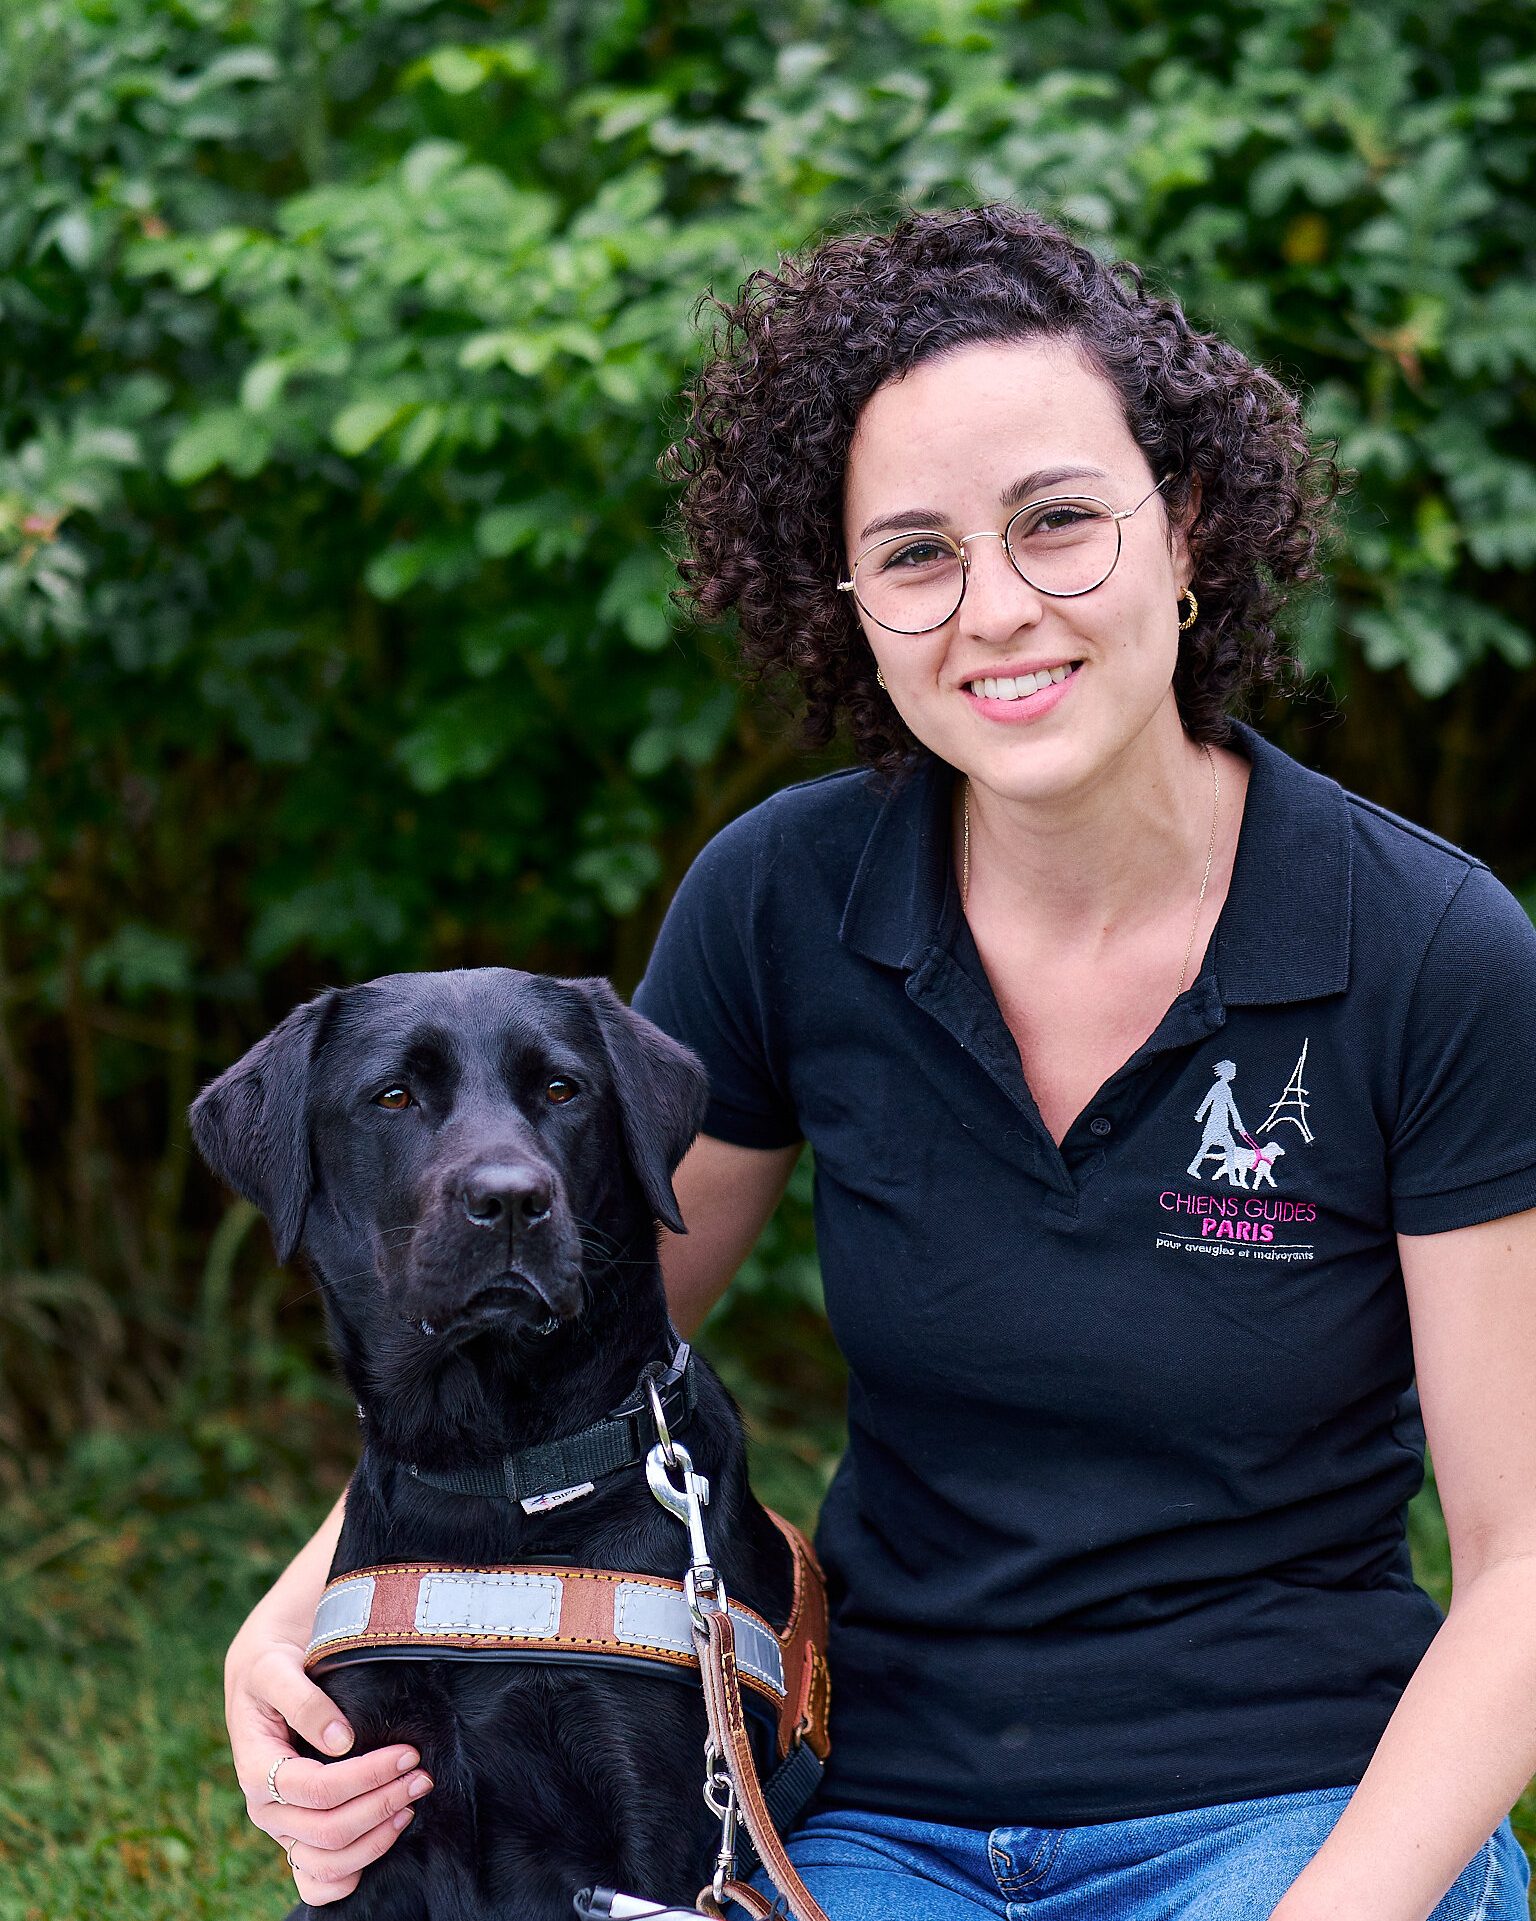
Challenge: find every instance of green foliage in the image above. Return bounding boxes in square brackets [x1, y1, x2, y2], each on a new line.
[1, 0, 1534, 1441]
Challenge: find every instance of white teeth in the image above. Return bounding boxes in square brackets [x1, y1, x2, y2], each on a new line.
[420, 1319, 436, 1337]
[968, 663, 1078, 699]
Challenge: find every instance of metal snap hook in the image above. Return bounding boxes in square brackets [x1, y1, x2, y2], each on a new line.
[646, 1441, 723, 1627]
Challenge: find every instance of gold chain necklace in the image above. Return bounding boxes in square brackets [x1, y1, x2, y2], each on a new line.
[962, 742, 1220, 998]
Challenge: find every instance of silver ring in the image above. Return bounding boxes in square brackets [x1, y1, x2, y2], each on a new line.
[285, 1839, 300, 1872]
[266, 1754, 293, 1804]
[644, 1373, 678, 1468]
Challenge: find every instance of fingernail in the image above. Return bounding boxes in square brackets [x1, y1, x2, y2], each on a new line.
[393, 1808, 414, 1831]
[323, 1721, 353, 1754]
[395, 1750, 420, 1773]
[407, 1773, 432, 1798]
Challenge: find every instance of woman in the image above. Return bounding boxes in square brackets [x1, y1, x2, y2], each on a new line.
[224, 206, 1536, 1919]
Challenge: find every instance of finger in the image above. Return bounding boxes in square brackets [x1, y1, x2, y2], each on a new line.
[248, 1747, 431, 1835]
[284, 1808, 417, 1897]
[230, 1669, 420, 1815]
[259, 1762, 434, 1852]
[292, 1859, 360, 1907]
[244, 1645, 360, 1760]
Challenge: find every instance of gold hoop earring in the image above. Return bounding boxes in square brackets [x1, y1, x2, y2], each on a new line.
[876, 667, 887, 690]
[1178, 588, 1199, 632]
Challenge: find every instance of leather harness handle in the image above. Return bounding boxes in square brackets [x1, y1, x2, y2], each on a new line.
[692, 1609, 829, 1921]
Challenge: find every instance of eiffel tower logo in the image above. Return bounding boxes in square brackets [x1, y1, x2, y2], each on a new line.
[1260, 1038, 1314, 1143]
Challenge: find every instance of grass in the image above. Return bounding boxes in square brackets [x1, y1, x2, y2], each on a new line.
[0, 1397, 361, 1921]
[0, 1390, 1530, 1920]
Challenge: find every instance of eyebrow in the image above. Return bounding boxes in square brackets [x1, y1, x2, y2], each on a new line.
[855, 465, 1111, 546]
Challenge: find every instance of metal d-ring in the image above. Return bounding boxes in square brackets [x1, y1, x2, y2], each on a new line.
[643, 1370, 679, 1470]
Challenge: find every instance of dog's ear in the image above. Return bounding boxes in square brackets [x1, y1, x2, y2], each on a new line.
[188, 988, 339, 1265]
[580, 980, 710, 1235]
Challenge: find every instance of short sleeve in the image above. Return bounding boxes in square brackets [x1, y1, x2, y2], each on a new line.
[630, 813, 803, 1151]
[1389, 862, 1536, 1234]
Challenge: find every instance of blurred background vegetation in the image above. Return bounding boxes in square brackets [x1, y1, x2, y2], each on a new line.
[1, 0, 1533, 1912]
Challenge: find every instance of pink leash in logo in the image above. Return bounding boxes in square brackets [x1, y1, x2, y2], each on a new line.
[1240, 1129, 1265, 1170]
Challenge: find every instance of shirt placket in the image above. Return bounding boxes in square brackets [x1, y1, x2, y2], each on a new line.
[906, 944, 1229, 1210]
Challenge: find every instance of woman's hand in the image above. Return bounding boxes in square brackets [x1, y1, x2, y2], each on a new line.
[226, 1616, 433, 1905]
[224, 1483, 433, 1904]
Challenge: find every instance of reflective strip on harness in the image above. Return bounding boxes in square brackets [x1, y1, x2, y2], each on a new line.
[612, 1581, 785, 1697]
[310, 1575, 375, 1649]
[415, 1572, 563, 1636]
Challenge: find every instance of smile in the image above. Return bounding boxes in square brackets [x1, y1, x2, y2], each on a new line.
[963, 661, 1081, 701]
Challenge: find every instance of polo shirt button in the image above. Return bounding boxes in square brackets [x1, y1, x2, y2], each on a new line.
[1089, 1115, 1113, 1138]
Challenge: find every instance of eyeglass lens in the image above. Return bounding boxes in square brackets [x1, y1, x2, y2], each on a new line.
[851, 497, 1123, 634]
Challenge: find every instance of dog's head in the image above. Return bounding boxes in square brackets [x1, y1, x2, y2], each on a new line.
[188, 969, 708, 1374]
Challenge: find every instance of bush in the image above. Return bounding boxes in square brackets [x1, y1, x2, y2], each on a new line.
[1, 0, 1533, 1440]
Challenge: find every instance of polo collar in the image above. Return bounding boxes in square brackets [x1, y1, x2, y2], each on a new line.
[837, 719, 1351, 1007]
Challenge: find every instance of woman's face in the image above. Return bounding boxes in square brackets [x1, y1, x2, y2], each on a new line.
[840, 336, 1193, 802]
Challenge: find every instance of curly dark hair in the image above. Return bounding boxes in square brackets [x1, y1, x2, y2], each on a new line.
[659, 202, 1339, 781]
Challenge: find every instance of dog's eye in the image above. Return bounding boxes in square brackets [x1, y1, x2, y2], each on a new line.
[545, 1077, 579, 1105]
[374, 1087, 414, 1110]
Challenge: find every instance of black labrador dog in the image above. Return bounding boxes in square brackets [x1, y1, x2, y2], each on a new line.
[190, 968, 795, 1919]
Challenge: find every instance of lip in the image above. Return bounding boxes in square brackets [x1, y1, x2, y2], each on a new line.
[962, 660, 1082, 723]
[439, 1272, 562, 1330]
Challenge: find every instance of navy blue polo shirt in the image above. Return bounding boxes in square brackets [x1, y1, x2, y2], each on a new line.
[631, 719, 1536, 1827]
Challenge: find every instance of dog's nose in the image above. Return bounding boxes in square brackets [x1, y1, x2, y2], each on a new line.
[461, 1164, 553, 1230]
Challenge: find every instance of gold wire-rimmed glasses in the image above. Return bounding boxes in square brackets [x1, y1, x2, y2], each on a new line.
[838, 475, 1173, 635]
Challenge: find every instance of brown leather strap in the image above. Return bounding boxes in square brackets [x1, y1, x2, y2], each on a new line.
[695, 1608, 829, 1921]
[766, 1514, 831, 1761]
[698, 1879, 779, 1918]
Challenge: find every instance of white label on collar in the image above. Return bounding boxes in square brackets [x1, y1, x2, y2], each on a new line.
[519, 1480, 596, 1515]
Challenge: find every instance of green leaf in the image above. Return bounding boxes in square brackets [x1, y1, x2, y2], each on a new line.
[83, 925, 192, 999]
[598, 549, 675, 651]
[425, 47, 486, 94]
[240, 358, 289, 413]
[365, 543, 427, 600]
[400, 140, 467, 197]
[394, 692, 516, 792]
[165, 410, 266, 484]
[395, 405, 444, 468]
[329, 399, 405, 457]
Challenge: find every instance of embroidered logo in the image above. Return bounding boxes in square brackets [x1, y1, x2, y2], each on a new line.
[1186, 1040, 1311, 1189]
[1154, 1040, 1320, 1265]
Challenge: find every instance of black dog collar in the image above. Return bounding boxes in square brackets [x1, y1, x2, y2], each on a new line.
[404, 1338, 698, 1514]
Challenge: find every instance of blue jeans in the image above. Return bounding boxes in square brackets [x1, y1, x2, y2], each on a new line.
[745, 1788, 1532, 1919]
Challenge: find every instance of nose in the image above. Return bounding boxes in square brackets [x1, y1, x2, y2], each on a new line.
[959, 531, 1045, 635]
[460, 1163, 553, 1231]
